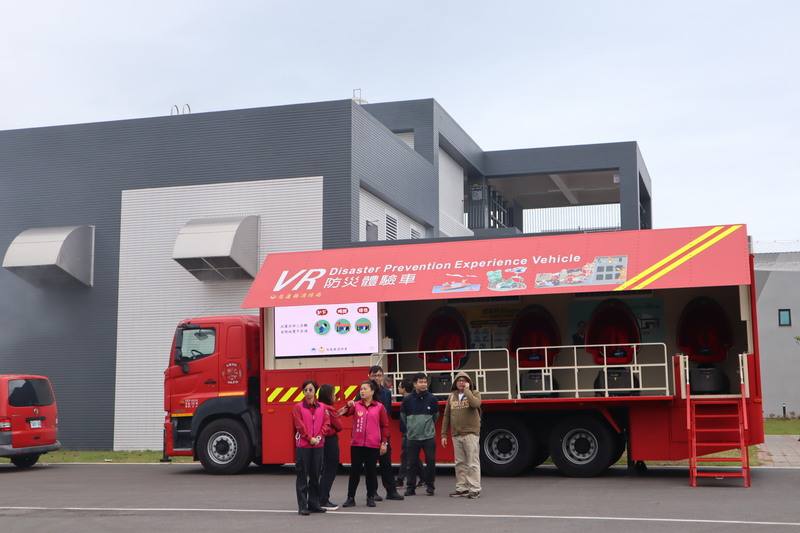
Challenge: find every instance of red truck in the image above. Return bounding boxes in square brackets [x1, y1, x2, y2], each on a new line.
[164, 224, 764, 486]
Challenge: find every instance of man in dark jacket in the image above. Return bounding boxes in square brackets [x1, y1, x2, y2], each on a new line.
[400, 372, 439, 496]
[369, 365, 404, 501]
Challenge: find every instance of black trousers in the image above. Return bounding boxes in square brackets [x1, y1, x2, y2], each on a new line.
[295, 447, 323, 511]
[407, 438, 436, 489]
[348, 446, 379, 499]
[377, 441, 398, 494]
[398, 435, 424, 483]
[319, 435, 339, 505]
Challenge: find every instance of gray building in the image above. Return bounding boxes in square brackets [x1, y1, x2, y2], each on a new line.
[755, 252, 800, 418]
[0, 98, 652, 449]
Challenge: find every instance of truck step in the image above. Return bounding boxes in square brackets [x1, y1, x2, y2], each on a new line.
[695, 442, 741, 447]
[695, 471, 745, 478]
[695, 428, 739, 433]
[694, 414, 739, 419]
[695, 456, 744, 463]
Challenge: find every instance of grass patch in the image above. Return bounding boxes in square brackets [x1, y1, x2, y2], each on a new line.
[1, 450, 194, 464]
[764, 418, 800, 435]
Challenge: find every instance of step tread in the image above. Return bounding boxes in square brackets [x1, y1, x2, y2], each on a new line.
[695, 441, 741, 447]
[695, 471, 746, 478]
[695, 457, 745, 463]
[695, 428, 741, 433]
[695, 414, 739, 419]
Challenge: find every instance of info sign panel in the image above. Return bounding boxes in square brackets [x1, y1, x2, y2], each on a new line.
[274, 302, 379, 358]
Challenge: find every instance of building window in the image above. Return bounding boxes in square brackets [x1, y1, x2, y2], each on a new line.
[385, 215, 398, 240]
[366, 221, 378, 242]
[410, 228, 421, 240]
[779, 309, 792, 327]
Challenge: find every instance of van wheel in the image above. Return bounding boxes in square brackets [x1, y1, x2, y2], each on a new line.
[11, 454, 40, 469]
[480, 417, 534, 476]
[549, 415, 615, 477]
[197, 419, 252, 475]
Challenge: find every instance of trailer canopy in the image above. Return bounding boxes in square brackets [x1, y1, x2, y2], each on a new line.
[242, 224, 750, 308]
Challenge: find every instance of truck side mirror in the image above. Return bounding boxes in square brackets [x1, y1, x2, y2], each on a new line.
[181, 361, 190, 374]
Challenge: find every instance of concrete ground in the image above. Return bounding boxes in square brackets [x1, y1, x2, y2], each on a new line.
[1, 463, 800, 532]
[759, 435, 800, 466]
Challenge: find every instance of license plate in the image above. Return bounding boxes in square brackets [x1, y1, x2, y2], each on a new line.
[30, 419, 42, 429]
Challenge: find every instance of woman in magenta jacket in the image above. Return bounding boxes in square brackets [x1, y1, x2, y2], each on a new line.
[338, 379, 389, 508]
[291, 380, 331, 515]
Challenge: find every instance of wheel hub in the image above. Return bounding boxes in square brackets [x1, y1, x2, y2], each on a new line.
[207, 431, 237, 465]
[563, 428, 598, 465]
[484, 429, 519, 465]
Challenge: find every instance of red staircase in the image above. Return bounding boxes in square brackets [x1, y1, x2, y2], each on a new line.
[687, 395, 751, 487]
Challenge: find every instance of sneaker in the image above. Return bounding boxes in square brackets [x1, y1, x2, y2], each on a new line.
[298, 508, 310, 516]
[467, 492, 480, 499]
[320, 501, 339, 511]
[309, 507, 326, 513]
[366, 497, 376, 508]
[425, 486, 435, 496]
[385, 492, 405, 501]
[372, 494, 383, 502]
[449, 490, 468, 498]
[342, 497, 356, 508]
[403, 489, 416, 496]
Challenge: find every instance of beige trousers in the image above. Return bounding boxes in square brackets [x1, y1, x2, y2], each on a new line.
[453, 433, 481, 493]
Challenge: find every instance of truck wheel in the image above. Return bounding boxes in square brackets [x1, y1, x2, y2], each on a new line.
[608, 432, 626, 467]
[480, 417, 534, 476]
[197, 419, 252, 475]
[549, 415, 615, 477]
[11, 454, 40, 469]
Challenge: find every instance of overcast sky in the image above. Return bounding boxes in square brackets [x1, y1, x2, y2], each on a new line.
[1, 1, 797, 248]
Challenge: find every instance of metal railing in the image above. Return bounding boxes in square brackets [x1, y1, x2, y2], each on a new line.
[374, 342, 670, 400]
[514, 342, 670, 398]
[372, 348, 512, 399]
[677, 352, 752, 400]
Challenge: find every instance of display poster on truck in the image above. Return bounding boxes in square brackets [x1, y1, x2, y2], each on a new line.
[274, 302, 379, 357]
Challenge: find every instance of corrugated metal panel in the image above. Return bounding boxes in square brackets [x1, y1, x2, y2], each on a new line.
[351, 103, 437, 231]
[0, 100, 350, 448]
[358, 188, 427, 241]
[114, 177, 323, 450]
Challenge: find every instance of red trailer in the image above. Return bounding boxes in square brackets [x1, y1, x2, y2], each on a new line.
[164, 224, 763, 485]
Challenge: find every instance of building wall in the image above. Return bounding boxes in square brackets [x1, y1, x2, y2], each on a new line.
[114, 177, 323, 450]
[0, 100, 351, 448]
[756, 268, 800, 417]
[358, 188, 426, 242]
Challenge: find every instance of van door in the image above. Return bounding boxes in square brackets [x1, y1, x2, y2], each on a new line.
[167, 325, 221, 415]
[7, 378, 57, 448]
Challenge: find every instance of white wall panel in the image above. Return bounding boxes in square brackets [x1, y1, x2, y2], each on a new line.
[358, 187, 426, 241]
[438, 148, 472, 237]
[113, 177, 323, 450]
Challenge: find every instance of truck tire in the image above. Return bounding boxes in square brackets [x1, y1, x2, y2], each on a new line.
[197, 418, 253, 475]
[11, 454, 40, 469]
[480, 417, 534, 476]
[549, 415, 615, 477]
[608, 432, 626, 467]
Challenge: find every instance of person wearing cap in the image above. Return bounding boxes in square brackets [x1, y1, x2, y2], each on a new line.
[440, 371, 482, 499]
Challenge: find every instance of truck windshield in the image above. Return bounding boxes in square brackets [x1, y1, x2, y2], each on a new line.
[8, 379, 54, 407]
[179, 328, 216, 361]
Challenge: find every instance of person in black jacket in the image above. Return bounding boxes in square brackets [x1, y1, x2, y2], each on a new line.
[368, 365, 405, 501]
[400, 372, 439, 496]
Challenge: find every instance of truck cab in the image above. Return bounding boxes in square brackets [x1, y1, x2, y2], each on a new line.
[164, 315, 261, 473]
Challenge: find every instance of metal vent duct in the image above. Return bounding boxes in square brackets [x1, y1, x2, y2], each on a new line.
[172, 215, 259, 281]
[2, 225, 95, 287]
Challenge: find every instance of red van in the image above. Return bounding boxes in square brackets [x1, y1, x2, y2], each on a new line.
[0, 375, 60, 468]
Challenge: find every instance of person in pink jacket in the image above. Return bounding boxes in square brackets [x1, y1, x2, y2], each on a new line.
[338, 380, 389, 508]
[291, 380, 331, 515]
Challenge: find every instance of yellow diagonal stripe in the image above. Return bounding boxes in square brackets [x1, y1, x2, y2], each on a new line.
[633, 225, 742, 290]
[293, 391, 305, 402]
[615, 226, 724, 291]
[267, 387, 284, 403]
[279, 387, 298, 403]
[343, 385, 357, 399]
